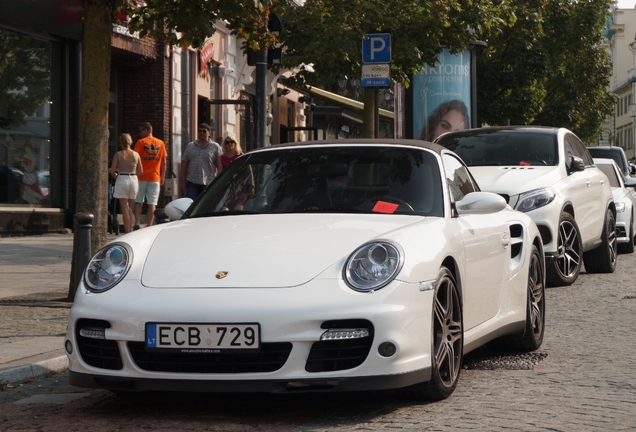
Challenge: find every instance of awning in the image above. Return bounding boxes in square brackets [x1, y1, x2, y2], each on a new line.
[307, 86, 394, 120]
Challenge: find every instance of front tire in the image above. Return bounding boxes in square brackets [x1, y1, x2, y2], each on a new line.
[618, 214, 634, 254]
[514, 245, 545, 351]
[583, 208, 617, 273]
[412, 267, 463, 400]
[546, 213, 582, 287]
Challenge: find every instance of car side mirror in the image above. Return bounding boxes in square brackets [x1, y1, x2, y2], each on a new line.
[568, 156, 585, 173]
[165, 197, 194, 220]
[455, 192, 507, 215]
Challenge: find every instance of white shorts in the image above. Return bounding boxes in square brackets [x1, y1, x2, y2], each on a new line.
[135, 181, 160, 205]
[113, 175, 139, 200]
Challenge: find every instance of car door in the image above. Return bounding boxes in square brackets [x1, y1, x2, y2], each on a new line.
[442, 153, 509, 330]
[567, 134, 605, 243]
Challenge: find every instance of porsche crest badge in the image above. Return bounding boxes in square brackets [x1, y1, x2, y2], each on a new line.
[216, 271, 228, 279]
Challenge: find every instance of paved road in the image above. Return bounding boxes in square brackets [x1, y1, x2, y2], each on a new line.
[1, 250, 635, 431]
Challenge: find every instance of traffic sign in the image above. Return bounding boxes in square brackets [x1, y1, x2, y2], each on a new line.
[362, 33, 391, 64]
[362, 64, 390, 79]
[361, 63, 390, 87]
[361, 77, 390, 87]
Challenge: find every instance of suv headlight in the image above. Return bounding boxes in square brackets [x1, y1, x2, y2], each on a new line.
[84, 243, 133, 292]
[344, 241, 403, 292]
[515, 187, 556, 212]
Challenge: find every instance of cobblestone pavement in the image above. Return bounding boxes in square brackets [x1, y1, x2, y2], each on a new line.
[0, 251, 635, 431]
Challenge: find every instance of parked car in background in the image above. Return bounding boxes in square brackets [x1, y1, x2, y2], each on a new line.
[436, 126, 616, 287]
[65, 139, 546, 400]
[593, 158, 636, 254]
[587, 146, 636, 178]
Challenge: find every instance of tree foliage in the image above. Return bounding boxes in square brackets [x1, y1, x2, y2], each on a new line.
[125, 0, 278, 50]
[476, 0, 616, 143]
[277, 0, 514, 89]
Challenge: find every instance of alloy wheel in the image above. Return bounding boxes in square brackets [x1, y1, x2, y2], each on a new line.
[555, 219, 581, 279]
[433, 274, 463, 388]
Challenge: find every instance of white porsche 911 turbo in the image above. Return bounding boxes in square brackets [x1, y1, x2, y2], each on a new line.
[65, 139, 545, 400]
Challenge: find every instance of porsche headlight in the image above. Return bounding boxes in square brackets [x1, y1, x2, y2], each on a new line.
[616, 202, 626, 213]
[84, 243, 133, 292]
[515, 187, 556, 212]
[344, 242, 403, 292]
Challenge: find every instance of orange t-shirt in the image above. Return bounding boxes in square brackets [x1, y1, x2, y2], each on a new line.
[134, 137, 167, 182]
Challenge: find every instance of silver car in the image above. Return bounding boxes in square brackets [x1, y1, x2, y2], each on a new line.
[594, 158, 636, 254]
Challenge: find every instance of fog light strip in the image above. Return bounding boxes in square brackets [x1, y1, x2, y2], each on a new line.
[320, 328, 369, 340]
[79, 327, 106, 340]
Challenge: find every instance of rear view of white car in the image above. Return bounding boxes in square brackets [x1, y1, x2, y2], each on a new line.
[436, 126, 616, 287]
[593, 157, 636, 254]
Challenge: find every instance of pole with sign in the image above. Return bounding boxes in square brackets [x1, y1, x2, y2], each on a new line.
[362, 34, 391, 137]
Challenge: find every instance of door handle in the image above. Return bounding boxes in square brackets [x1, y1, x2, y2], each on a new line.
[501, 232, 510, 248]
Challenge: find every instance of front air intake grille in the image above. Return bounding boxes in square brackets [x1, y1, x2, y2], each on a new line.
[305, 319, 374, 373]
[75, 319, 123, 370]
[128, 342, 292, 373]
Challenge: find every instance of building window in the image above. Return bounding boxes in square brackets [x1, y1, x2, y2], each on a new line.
[0, 28, 53, 207]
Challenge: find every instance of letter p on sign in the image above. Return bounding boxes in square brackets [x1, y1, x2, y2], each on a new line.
[362, 33, 391, 64]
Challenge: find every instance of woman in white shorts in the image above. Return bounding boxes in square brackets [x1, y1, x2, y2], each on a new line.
[108, 133, 143, 233]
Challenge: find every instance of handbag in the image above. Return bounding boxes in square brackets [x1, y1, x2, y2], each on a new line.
[164, 174, 178, 196]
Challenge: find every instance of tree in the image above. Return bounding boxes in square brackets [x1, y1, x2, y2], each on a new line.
[276, 0, 515, 137]
[475, 0, 615, 143]
[68, 0, 278, 300]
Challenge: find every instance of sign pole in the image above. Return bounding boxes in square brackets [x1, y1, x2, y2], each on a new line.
[374, 88, 379, 138]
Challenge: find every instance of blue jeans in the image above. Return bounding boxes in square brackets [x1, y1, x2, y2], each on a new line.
[185, 181, 206, 200]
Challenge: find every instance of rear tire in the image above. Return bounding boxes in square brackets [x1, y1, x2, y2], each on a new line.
[410, 267, 463, 400]
[546, 213, 581, 287]
[583, 208, 617, 273]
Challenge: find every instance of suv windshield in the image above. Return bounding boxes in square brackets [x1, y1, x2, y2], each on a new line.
[185, 146, 443, 218]
[437, 131, 558, 167]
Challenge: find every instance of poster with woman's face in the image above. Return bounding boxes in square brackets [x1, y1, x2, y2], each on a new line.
[412, 49, 472, 142]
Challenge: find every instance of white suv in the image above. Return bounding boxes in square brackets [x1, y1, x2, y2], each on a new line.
[436, 126, 617, 286]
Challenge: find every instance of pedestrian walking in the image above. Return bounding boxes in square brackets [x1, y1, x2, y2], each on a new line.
[181, 123, 221, 200]
[133, 122, 167, 229]
[108, 133, 143, 233]
[217, 135, 244, 174]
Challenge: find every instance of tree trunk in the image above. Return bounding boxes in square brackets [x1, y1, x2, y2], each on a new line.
[68, 0, 114, 301]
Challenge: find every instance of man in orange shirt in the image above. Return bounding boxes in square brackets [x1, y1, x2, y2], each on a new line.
[133, 122, 167, 229]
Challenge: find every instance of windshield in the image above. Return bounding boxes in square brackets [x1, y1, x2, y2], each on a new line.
[185, 146, 443, 218]
[436, 131, 558, 167]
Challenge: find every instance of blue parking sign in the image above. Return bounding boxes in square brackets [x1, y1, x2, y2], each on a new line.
[362, 34, 391, 64]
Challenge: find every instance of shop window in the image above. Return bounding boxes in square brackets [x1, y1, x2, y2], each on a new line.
[0, 28, 52, 207]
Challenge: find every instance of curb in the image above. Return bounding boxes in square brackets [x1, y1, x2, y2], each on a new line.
[0, 355, 68, 385]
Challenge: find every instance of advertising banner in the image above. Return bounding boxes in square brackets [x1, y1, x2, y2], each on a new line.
[411, 49, 472, 141]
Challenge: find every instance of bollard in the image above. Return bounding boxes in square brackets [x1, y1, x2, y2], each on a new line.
[74, 213, 93, 289]
[154, 208, 170, 224]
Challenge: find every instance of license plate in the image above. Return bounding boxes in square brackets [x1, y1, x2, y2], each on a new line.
[145, 323, 260, 352]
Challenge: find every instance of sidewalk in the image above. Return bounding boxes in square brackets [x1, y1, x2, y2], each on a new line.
[0, 232, 118, 385]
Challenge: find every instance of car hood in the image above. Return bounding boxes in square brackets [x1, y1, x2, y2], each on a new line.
[140, 213, 422, 288]
[468, 166, 564, 196]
